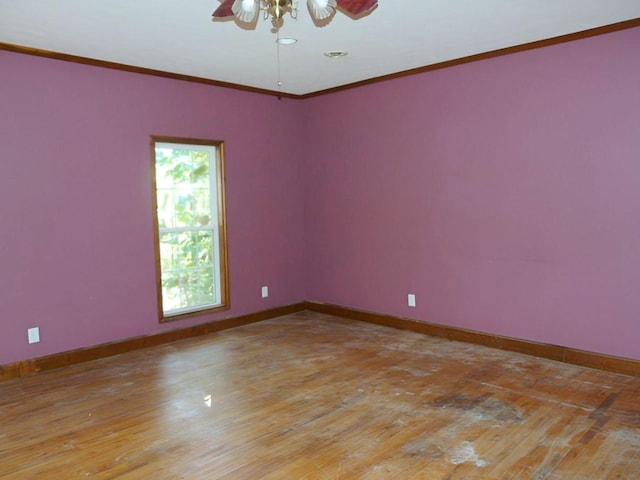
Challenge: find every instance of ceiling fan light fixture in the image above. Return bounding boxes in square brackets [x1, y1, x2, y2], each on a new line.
[265, 0, 295, 23]
[212, 0, 377, 29]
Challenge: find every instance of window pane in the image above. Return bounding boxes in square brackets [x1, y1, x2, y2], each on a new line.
[190, 152, 210, 187]
[197, 267, 215, 305]
[155, 149, 213, 228]
[193, 188, 211, 226]
[197, 231, 213, 266]
[159, 232, 181, 271]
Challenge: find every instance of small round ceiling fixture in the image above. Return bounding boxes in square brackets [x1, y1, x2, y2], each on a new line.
[324, 50, 348, 59]
[276, 37, 297, 45]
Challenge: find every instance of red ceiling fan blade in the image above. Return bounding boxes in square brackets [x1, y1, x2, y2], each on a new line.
[212, 0, 235, 18]
[336, 0, 378, 15]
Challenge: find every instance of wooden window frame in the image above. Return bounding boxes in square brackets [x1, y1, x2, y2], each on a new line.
[151, 136, 230, 322]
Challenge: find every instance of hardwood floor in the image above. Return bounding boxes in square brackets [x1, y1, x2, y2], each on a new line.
[1, 311, 639, 479]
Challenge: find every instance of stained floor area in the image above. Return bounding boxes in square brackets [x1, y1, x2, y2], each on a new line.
[1, 312, 639, 479]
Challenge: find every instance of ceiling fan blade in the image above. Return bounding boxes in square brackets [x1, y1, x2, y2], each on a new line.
[336, 0, 377, 15]
[212, 0, 235, 17]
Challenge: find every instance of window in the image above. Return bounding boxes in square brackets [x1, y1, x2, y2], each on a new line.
[151, 137, 229, 321]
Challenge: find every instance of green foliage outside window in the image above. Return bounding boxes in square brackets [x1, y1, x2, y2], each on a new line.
[154, 146, 220, 314]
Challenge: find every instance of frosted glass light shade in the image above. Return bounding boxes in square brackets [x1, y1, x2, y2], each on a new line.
[307, 0, 337, 20]
[232, 0, 260, 22]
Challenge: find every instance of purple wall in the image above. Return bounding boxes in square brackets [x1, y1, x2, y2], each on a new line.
[0, 52, 307, 364]
[2, 27, 638, 366]
[304, 27, 640, 360]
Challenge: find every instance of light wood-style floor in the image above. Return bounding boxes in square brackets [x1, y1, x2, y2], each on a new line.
[1, 312, 639, 479]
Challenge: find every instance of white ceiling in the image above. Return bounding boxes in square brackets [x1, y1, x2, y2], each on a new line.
[1, 0, 638, 96]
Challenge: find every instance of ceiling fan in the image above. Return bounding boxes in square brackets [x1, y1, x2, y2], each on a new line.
[212, 0, 379, 29]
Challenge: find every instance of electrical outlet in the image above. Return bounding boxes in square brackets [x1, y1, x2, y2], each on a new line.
[28, 327, 40, 344]
[261, 286, 269, 298]
[407, 293, 416, 307]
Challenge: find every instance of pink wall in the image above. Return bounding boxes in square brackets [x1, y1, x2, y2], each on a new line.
[0, 51, 307, 364]
[2, 27, 638, 366]
[304, 27, 640, 360]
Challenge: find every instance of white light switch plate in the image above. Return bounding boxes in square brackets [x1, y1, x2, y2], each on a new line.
[261, 286, 269, 298]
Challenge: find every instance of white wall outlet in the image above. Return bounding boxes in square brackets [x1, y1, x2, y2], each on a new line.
[408, 293, 416, 307]
[261, 286, 269, 298]
[28, 327, 40, 344]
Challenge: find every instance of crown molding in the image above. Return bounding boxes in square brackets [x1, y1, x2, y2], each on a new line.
[2, 19, 638, 98]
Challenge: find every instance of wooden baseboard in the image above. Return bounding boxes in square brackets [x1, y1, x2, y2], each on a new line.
[5, 301, 638, 381]
[304, 301, 640, 378]
[0, 302, 306, 382]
